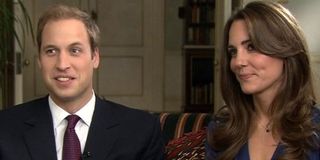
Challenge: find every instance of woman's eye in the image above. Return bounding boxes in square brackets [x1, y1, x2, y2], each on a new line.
[228, 48, 237, 56]
[247, 43, 256, 52]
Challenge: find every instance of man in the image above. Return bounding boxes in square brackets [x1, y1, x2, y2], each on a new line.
[0, 4, 164, 160]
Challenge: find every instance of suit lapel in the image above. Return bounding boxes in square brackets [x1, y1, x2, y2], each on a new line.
[84, 97, 120, 160]
[23, 98, 57, 160]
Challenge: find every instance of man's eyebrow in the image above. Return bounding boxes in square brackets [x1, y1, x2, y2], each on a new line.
[42, 44, 57, 50]
[69, 42, 83, 46]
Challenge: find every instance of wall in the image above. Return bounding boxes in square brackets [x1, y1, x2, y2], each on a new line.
[164, 0, 184, 112]
[16, 0, 185, 112]
[284, 0, 320, 54]
[19, 0, 166, 112]
[283, 0, 320, 100]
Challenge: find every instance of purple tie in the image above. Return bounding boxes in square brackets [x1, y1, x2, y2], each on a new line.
[62, 115, 81, 160]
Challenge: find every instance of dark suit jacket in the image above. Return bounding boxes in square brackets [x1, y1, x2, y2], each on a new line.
[0, 96, 165, 160]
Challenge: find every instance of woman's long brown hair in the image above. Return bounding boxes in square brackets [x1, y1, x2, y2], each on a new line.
[208, 1, 318, 159]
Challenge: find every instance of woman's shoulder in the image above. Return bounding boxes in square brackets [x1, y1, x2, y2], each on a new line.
[205, 107, 230, 159]
[207, 112, 229, 134]
[209, 106, 229, 126]
[311, 104, 320, 123]
[311, 104, 320, 143]
[206, 119, 221, 159]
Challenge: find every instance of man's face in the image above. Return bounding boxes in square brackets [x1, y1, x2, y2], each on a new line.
[38, 19, 99, 108]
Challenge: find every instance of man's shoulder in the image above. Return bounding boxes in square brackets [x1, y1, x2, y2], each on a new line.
[97, 97, 157, 123]
[0, 96, 48, 117]
[0, 97, 48, 130]
[2, 96, 47, 110]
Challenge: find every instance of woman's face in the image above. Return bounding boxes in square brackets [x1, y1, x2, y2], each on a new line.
[228, 20, 284, 98]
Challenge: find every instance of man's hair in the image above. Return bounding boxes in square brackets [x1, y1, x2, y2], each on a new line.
[36, 4, 100, 52]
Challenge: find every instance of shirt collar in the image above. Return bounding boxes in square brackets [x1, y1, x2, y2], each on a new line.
[49, 93, 96, 129]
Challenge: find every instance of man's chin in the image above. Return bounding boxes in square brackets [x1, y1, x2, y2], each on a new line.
[49, 90, 76, 101]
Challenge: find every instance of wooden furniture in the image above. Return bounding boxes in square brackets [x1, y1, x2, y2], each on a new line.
[185, 48, 214, 112]
[180, 0, 215, 112]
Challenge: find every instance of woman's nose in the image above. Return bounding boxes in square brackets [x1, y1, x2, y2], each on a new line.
[233, 49, 248, 67]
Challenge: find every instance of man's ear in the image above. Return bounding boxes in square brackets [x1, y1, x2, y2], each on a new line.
[93, 48, 100, 68]
[37, 55, 42, 69]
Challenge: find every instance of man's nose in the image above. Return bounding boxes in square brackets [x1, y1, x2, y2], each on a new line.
[55, 51, 71, 70]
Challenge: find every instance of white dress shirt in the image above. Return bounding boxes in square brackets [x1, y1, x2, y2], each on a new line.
[49, 93, 95, 160]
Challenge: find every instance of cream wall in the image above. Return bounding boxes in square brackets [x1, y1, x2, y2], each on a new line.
[284, 0, 320, 100]
[164, 0, 184, 112]
[284, 0, 320, 54]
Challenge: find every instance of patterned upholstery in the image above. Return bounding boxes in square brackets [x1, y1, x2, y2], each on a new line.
[165, 129, 206, 160]
[155, 113, 212, 145]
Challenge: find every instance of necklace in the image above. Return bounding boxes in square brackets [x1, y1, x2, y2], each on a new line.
[265, 124, 271, 133]
[258, 122, 271, 133]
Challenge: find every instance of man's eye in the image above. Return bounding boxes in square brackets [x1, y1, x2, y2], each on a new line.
[45, 49, 57, 55]
[70, 48, 81, 55]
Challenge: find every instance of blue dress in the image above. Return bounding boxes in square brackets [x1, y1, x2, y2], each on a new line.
[205, 106, 320, 160]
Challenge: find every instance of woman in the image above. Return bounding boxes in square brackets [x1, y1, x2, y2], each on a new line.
[206, 1, 320, 160]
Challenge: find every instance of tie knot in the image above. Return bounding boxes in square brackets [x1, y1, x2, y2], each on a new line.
[66, 115, 80, 129]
